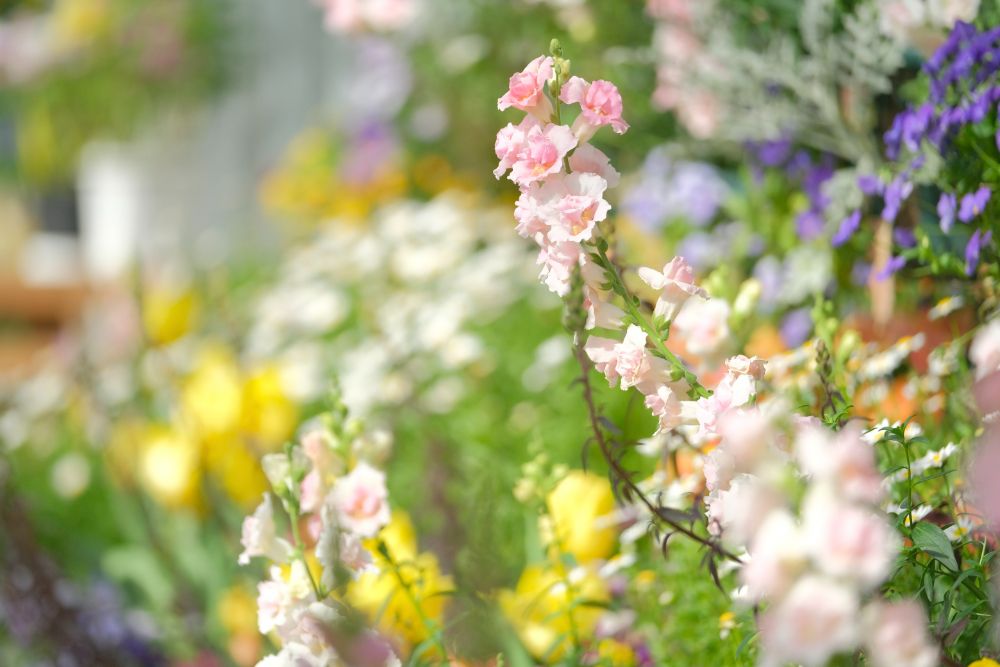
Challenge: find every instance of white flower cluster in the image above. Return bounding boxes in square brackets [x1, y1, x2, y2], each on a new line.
[247, 193, 537, 415]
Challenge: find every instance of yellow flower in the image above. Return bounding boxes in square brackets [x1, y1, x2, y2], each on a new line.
[240, 365, 297, 447]
[216, 585, 258, 637]
[51, 0, 112, 48]
[348, 514, 452, 650]
[181, 345, 242, 439]
[969, 660, 1000, 667]
[204, 438, 268, 510]
[498, 562, 609, 662]
[597, 638, 636, 666]
[142, 285, 199, 346]
[138, 424, 200, 509]
[545, 470, 617, 564]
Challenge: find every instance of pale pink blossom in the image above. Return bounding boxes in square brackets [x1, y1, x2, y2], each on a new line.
[725, 355, 766, 381]
[795, 424, 885, 504]
[537, 239, 583, 296]
[498, 55, 555, 120]
[329, 462, 391, 537]
[759, 575, 860, 667]
[716, 407, 773, 469]
[675, 89, 720, 139]
[318, 505, 374, 589]
[637, 256, 707, 321]
[300, 470, 324, 514]
[741, 509, 807, 601]
[694, 373, 756, 441]
[568, 143, 620, 187]
[583, 286, 625, 330]
[708, 473, 783, 545]
[317, 0, 417, 33]
[878, 0, 927, 42]
[257, 563, 313, 637]
[559, 77, 629, 140]
[646, 0, 694, 21]
[928, 0, 980, 27]
[239, 494, 292, 565]
[645, 384, 683, 433]
[970, 319, 1000, 379]
[585, 325, 661, 391]
[672, 297, 730, 359]
[494, 119, 530, 180]
[548, 173, 610, 243]
[702, 446, 736, 497]
[863, 600, 938, 667]
[803, 488, 899, 590]
[507, 123, 577, 187]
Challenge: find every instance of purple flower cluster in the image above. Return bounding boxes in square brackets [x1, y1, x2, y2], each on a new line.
[747, 139, 835, 241]
[622, 147, 730, 231]
[833, 21, 999, 277]
[886, 22, 1000, 159]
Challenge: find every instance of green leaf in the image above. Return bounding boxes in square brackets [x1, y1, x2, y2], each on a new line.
[911, 521, 959, 571]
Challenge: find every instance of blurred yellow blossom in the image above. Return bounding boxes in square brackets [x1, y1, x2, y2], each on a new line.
[498, 562, 609, 661]
[545, 470, 617, 564]
[51, 0, 112, 48]
[138, 424, 201, 510]
[240, 364, 298, 447]
[348, 512, 453, 650]
[142, 285, 199, 346]
[181, 345, 242, 439]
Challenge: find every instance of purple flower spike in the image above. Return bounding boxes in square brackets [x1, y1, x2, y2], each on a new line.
[858, 174, 883, 196]
[876, 255, 907, 281]
[832, 209, 862, 247]
[938, 192, 957, 233]
[959, 186, 991, 223]
[966, 229, 993, 276]
[882, 177, 913, 222]
[796, 209, 825, 241]
[894, 227, 917, 248]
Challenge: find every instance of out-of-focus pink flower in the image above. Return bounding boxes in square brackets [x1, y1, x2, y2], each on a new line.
[637, 256, 707, 321]
[498, 55, 555, 120]
[329, 462, 390, 537]
[759, 575, 860, 667]
[970, 319, 1000, 379]
[725, 355, 766, 381]
[676, 89, 721, 139]
[695, 372, 756, 441]
[645, 384, 683, 433]
[969, 373, 1000, 530]
[974, 371, 1000, 415]
[300, 470, 324, 514]
[803, 488, 899, 590]
[741, 509, 807, 601]
[317, 0, 417, 33]
[646, 0, 694, 22]
[708, 473, 783, 545]
[863, 600, 938, 667]
[239, 494, 292, 565]
[796, 424, 886, 505]
[560, 77, 629, 140]
[702, 446, 736, 497]
[568, 143, 621, 187]
[672, 297, 730, 359]
[716, 407, 772, 469]
[507, 123, 577, 187]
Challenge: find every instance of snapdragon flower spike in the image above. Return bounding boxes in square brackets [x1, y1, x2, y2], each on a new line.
[559, 76, 629, 141]
[498, 55, 556, 122]
[636, 256, 707, 321]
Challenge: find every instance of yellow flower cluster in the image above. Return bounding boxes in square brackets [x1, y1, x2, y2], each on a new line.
[500, 470, 633, 664]
[348, 512, 454, 652]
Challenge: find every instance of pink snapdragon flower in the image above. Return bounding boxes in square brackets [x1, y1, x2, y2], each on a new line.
[494, 118, 532, 180]
[507, 123, 577, 187]
[795, 424, 885, 505]
[637, 256, 707, 321]
[329, 462, 391, 537]
[759, 575, 860, 667]
[559, 76, 630, 141]
[515, 172, 610, 243]
[498, 55, 555, 121]
[537, 239, 583, 296]
[803, 488, 899, 590]
[585, 325, 661, 390]
[863, 600, 938, 667]
[672, 297, 731, 359]
[645, 384, 683, 433]
[239, 494, 292, 565]
[317, 0, 416, 33]
[708, 473, 783, 544]
[741, 509, 807, 601]
[970, 319, 1000, 379]
[568, 143, 621, 187]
